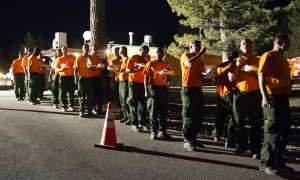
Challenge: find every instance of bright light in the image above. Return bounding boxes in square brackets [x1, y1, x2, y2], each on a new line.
[74, 53, 80, 58]
[83, 31, 91, 40]
[106, 49, 111, 55]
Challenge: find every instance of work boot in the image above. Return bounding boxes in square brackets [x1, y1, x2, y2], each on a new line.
[92, 109, 97, 115]
[225, 141, 236, 148]
[251, 153, 260, 159]
[131, 125, 141, 132]
[138, 124, 149, 131]
[184, 141, 196, 151]
[213, 135, 220, 142]
[157, 131, 171, 139]
[260, 167, 278, 175]
[150, 132, 157, 140]
[120, 118, 128, 123]
[124, 120, 131, 125]
[67, 107, 74, 112]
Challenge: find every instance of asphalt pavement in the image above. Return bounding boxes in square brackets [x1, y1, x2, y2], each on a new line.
[0, 89, 299, 179]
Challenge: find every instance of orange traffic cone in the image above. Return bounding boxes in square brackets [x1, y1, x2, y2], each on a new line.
[94, 102, 124, 149]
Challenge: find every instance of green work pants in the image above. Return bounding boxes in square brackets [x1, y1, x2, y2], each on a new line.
[28, 72, 38, 102]
[212, 94, 236, 143]
[94, 76, 104, 113]
[25, 74, 29, 98]
[37, 73, 45, 98]
[14, 73, 25, 99]
[52, 74, 60, 104]
[181, 87, 204, 143]
[111, 80, 120, 108]
[148, 85, 168, 133]
[259, 94, 290, 169]
[78, 77, 95, 113]
[233, 90, 262, 153]
[119, 80, 130, 119]
[127, 81, 147, 126]
[59, 76, 75, 108]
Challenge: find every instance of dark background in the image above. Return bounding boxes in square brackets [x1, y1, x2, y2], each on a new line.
[0, 0, 179, 50]
[0, 0, 292, 72]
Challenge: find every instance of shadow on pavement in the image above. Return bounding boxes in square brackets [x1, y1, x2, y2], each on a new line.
[0, 107, 79, 116]
[116, 145, 258, 170]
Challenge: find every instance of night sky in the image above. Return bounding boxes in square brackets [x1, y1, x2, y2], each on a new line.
[0, 0, 180, 50]
[0, 0, 292, 57]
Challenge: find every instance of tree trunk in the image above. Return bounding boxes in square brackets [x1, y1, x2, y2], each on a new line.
[220, 20, 229, 62]
[90, 0, 107, 49]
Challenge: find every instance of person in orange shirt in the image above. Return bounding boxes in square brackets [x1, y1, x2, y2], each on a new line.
[212, 51, 238, 148]
[118, 46, 130, 124]
[143, 47, 172, 140]
[11, 52, 25, 101]
[74, 44, 96, 117]
[258, 34, 294, 175]
[180, 40, 206, 151]
[228, 39, 262, 158]
[37, 53, 46, 100]
[109, 47, 122, 110]
[55, 47, 76, 112]
[126, 45, 150, 132]
[90, 45, 105, 115]
[48, 49, 63, 108]
[22, 48, 33, 99]
[28, 47, 42, 105]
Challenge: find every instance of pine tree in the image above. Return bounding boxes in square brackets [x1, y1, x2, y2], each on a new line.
[286, 0, 300, 58]
[167, 0, 277, 61]
[37, 31, 51, 50]
[21, 32, 37, 50]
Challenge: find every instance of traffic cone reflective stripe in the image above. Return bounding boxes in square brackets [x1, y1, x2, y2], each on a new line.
[94, 102, 124, 149]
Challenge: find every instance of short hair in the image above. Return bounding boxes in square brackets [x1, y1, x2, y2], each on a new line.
[34, 47, 40, 53]
[274, 33, 289, 43]
[241, 38, 252, 46]
[140, 45, 149, 51]
[56, 48, 62, 53]
[189, 40, 201, 47]
[156, 47, 163, 51]
[120, 46, 127, 51]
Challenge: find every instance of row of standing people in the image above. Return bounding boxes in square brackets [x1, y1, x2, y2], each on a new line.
[203, 34, 293, 175]
[11, 44, 173, 140]
[11, 33, 294, 175]
[11, 48, 46, 103]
